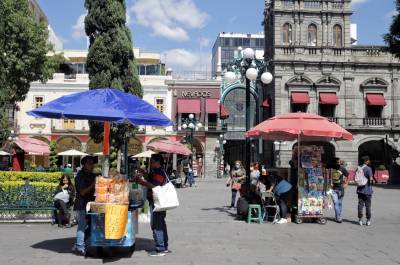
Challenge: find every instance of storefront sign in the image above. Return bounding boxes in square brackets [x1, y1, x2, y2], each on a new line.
[181, 91, 212, 98]
[105, 204, 128, 239]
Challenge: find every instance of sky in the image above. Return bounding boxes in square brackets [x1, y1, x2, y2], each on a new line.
[37, 0, 397, 72]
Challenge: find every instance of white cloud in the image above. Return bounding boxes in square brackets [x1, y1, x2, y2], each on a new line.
[199, 37, 210, 48]
[352, 0, 369, 6]
[72, 13, 86, 40]
[164, 49, 211, 71]
[130, 0, 209, 42]
[384, 9, 398, 21]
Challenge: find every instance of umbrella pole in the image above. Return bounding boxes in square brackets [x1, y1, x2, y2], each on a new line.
[297, 134, 301, 170]
[102, 122, 111, 177]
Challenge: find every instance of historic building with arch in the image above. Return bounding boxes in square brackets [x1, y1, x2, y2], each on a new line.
[263, 0, 400, 168]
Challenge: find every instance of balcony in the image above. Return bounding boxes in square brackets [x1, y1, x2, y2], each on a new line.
[208, 122, 217, 131]
[327, 117, 339, 123]
[363, 118, 386, 126]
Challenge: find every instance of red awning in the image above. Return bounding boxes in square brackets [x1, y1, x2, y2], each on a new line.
[319, 92, 339, 105]
[15, 137, 49, 155]
[366, 93, 386, 106]
[205, 99, 219, 113]
[291, 92, 310, 104]
[261, 98, 270, 108]
[220, 104, 230, 120]
[147, 140, 192, 156]
[177, 99, 201, 113]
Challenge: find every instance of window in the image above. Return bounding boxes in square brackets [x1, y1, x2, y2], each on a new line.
[255, 38, 265, 47]
[366, 106, 383, 118]
[137, 64, 161, 75]
[319, 105, 335, 118]
[233, 38, 243, 47]
[34, 96, 44, 108]
[222, 38, 231, 47]
[291, 104, 307, 113]
[333, 25, 343, 47]
[282, 23, 292, 45]
[208, 114, 217, 131]
[242, 38, 250, 47]
[155, 99, 164, 113]
[308, 24, 317, 46]
[63, 119, 75, 130]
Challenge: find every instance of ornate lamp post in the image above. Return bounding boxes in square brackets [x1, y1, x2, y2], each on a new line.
[181, 113, 202, 165]
[224, 47, 273, 195]
[216, 134, 227, 178]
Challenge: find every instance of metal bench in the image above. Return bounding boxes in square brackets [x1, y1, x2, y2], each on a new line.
[0, 180, 56, 221]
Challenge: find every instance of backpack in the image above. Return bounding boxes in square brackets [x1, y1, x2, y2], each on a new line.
[355, 165, 368, 186]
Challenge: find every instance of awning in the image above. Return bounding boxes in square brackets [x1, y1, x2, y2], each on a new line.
[177, 99, 201, 113]
[261, 98, 270, 108]
[319, 92, 339, 105]
[220, 104, 230, 120]
[366, 93, 386, 106]
[15, 137, 49, 155]
[147, 140, 192, 156]
[205, 99, 219, 113]
[291, 92, 310, 104]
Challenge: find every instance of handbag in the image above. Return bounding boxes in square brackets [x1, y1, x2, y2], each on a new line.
[152, 172, 180, 212]
[232, 182, 242, 191]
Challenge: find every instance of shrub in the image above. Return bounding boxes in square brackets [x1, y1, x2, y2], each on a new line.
[0, 171, 63, 183]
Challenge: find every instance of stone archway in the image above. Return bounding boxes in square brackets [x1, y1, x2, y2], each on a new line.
[127, 137, 143, 156]
[56, 136, 82, 152]
[86, 139, 102, 154]
[358, 140, 398, 168]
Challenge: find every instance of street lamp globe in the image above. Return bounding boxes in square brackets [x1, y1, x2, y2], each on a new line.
[8, 136, 12, 141]
[245, 68, 258, 81]
[261, 71, 273, 84]
[224, 71, 236, 84]
[189, 123, 195, 129]
[223, 140, 227, 144]
[243, 48, 255, 60]
[197, 122, 202, 128]
[219, 134, 223, 138]
[182, 124, 188, 129]
[188, 113, 194, 119]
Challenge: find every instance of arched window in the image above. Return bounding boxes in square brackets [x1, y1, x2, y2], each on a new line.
[282, 23, 292, 45]
[308, 24, 317, 46]
[333, 25, 343, 47]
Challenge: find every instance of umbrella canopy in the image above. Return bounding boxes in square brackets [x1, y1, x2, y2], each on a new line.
[0, 150, 10, 156]
[246, 112, 353, 141]
[58, 149, 88, 156]
[133, 150, 157, 158]
[27, 88, 174, 127]
[147, 140, 192, 156]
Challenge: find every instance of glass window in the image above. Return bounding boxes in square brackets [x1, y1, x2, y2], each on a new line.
[366, 106, 383, 118]
[137, 65, 146, 75]
[319, 105, 335, 117]
[208, 114, 217, 131]
[242, 38, 250, 47]
[308, 24, 317, 46]
[223, 38, 231, 47]
[155, 99, 164, 113]
[291, 104, 307, 113]
[233, 38, 243, 47]
[63, 119, 75, 130]
[255, 38, 264, 47]
[34, 96, 44, 108]
[282, 23, 292, 45]
[146, 65, 160, 75]
[77, 63, 84, 74]
[333, 25, 343, 47]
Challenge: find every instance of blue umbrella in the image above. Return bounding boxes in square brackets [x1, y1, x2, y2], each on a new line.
[27, 88, 173, 126]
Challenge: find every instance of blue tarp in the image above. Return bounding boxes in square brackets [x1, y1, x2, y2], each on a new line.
[27, 88, 173, 126]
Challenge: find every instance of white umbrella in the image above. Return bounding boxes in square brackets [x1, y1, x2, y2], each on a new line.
[132, 150, 156, 158]
[0, 150, 10, 156]
[57, 149, 89, 170]
[93, 152, 104, 156]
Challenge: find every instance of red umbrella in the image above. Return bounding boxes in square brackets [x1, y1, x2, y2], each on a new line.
[147, 140, 192, 156]
[245, 112, 353, 141]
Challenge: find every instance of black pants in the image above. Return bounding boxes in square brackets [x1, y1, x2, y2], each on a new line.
[358, 193, 372, 220]
[278, 190, 292, 219]
[54, 199, 70, 225]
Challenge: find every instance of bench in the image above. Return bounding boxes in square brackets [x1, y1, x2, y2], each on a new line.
[0, 181, 56, 221]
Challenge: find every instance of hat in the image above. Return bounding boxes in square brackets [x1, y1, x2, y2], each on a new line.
[81, 156, 96, 166]
[67, 164, 72, 167]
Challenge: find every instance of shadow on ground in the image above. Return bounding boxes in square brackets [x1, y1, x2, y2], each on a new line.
[31, 237, 154, 262]
[201, 206, 243, 221]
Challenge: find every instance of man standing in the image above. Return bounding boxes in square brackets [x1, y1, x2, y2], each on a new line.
[357, 156, 375, 226]
[331, 158, 349, 223]
[72, 156, 96, 256]
[135, 154, 169, 257]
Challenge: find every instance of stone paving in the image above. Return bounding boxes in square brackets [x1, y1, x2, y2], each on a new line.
[0, 178, 400, 265]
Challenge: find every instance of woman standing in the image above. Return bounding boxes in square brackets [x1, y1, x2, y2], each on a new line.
[227, 160, 246, 208]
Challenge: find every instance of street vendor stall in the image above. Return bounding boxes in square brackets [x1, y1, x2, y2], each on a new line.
[246, 112, 353, 224]
[27, 88, 173, 253]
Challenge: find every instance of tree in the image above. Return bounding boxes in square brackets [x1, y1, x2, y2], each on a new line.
[0, 0, 63, 144]
[384, 1, 400, 58]
[84, 0, 143, 150]
[49, 141, 59, 171]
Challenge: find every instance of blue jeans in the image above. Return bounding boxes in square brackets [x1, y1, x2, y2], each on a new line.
[188, 172, 195, 186]
[231, 189, 238, 207]
[74, 210, 88, 251]
[331, 188, 344, 219]
[150, 206, 168, 252]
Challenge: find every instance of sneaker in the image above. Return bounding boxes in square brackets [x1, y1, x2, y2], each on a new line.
[366, 220, 371, 226]
[336, 217, 343, 223]
[359, 219, 363, 226]
[162, 250, 171, 254]
[148, 251, 166, 257]
[72, 248, 85, 256]
[276, 218, 288, 224]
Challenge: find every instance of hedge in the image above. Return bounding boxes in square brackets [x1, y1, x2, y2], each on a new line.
[0, 171, 64, 183]
[0, 181, 57, 190]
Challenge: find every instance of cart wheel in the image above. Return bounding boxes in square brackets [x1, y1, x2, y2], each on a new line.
[319, 217, 327, 225]
[295, 216, 303, 224]
[129, 243, 136, 254]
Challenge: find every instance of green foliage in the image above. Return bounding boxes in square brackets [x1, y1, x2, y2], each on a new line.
[384, 0, 400, 58]
[84, 0, 142, 149]
[49, 141, 59, 170]
[0, 181, 57, 190]
[0, 171, 62, 183]
[378, 165, 387, 171]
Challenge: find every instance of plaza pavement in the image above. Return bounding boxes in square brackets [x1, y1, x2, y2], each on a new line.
[0, 178, 399, 265]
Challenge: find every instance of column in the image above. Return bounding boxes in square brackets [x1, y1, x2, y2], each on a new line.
[344, 75, 356, 126]
[392, 78, 400, 126]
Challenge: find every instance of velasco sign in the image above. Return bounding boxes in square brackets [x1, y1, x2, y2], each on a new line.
[181, 91, 212, 98]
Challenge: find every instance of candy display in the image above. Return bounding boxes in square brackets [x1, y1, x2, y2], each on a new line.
[95, 172, 129, 204]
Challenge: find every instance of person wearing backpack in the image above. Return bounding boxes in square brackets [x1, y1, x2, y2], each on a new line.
[355, 156, 376, 226]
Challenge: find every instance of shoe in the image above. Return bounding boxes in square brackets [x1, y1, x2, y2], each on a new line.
[276, 218, 288, 224]
[336, 217, 343, 223]
[366, 220, 371, 226]
[162, 250, 171, 254]
[148, 251, 166, 257]
[72, 248, 85, 256]
[359, 219, 363, 226]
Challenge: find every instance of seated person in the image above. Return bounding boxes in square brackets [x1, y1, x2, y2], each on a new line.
[263, 171, 292, 224]
[54, 174, 75, 227]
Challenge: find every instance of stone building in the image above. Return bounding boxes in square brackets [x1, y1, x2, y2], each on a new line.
[263, 0, 400, 169]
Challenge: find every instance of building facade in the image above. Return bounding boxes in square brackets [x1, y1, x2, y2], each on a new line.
[263, 0, 400, 169]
